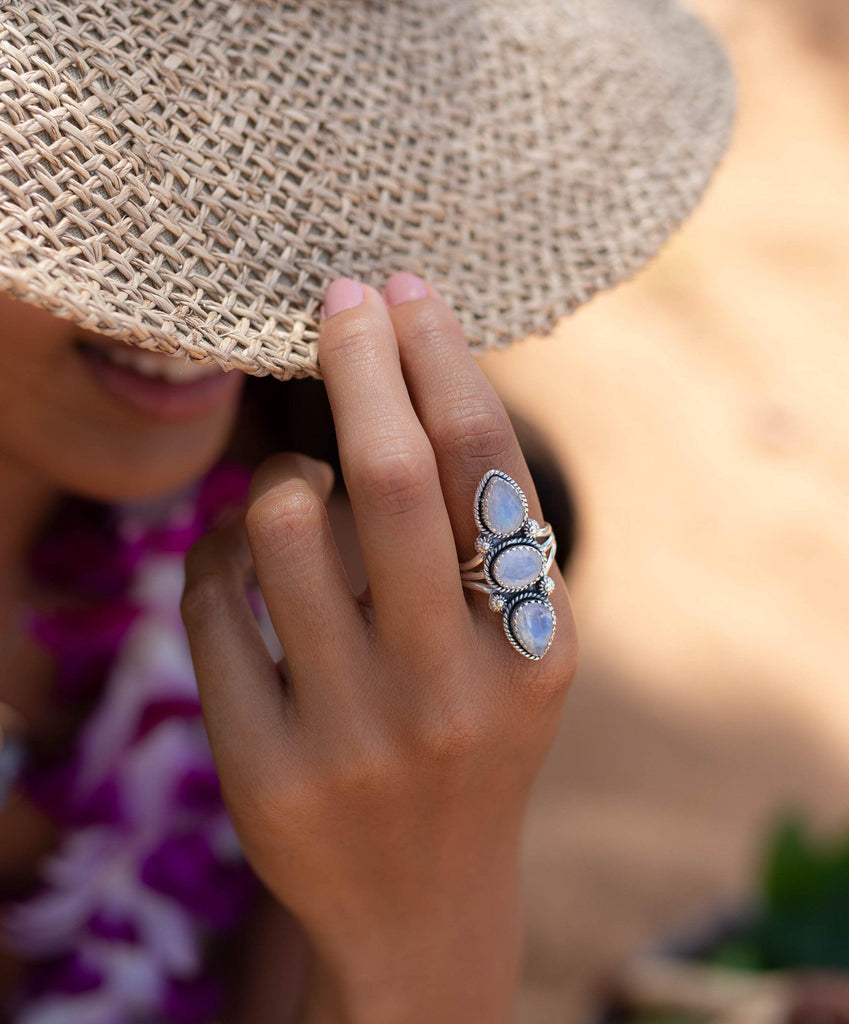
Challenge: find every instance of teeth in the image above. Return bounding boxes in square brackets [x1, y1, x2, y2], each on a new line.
[89, 344, 224, 383]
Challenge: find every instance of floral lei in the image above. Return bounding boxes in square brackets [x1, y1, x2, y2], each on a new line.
[0, 462, 265, 1024]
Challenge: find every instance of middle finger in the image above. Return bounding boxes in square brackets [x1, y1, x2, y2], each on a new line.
[318, 279, 469, 642]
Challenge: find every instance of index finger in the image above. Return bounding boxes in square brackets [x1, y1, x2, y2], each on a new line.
[181, 521, 290, 779]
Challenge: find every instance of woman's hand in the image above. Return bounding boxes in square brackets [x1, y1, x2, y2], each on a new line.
[181, 275, 578, 1023]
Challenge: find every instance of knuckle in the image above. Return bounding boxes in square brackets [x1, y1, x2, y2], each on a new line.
[516, 636, 579, 709]
[331, 746, 396, 797]
[180, 565, 228, 630]
[181, 525, 249, 628]
[231, 745, 319, 825]
[350, 439, 435, 517]
[321, 317, 375, 365]
[245, 481, 324, 557]
[438, 397, 514, 468]
[405, 696, 489, 765]
[418, 716, 484, 764]
[301, 738, 401, 809]
[401, 305, 454, 350]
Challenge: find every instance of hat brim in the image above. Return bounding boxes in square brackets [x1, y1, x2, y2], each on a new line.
[0, 0, 734, 379]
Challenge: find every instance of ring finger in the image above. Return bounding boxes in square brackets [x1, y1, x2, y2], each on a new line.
[383, 274, 568, 653]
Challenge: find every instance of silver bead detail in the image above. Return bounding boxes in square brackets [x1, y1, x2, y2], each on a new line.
[524, 518, 540, 537]
[489, 592, 506, 612]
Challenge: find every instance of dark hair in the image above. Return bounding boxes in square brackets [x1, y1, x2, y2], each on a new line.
[234, 375, 577, 573]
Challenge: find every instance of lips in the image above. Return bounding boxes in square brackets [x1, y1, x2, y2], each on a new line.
[76, 339, 244, 422]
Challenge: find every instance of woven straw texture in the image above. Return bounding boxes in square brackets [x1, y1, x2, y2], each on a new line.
[0, 0, 734, 380]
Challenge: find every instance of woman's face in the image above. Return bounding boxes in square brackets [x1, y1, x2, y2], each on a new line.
[0, 295, 246, 502]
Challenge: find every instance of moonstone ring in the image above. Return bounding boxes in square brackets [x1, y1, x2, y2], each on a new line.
[459, 469, 557, 660]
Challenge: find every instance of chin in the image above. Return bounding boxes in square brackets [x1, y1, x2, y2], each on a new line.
[54, 338, 249, 502]
[38, 398, 243, 505]
[76, 455, 227, 505]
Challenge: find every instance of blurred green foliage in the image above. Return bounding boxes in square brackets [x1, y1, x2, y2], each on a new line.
[611, 816, 849, 1024]
[712, 815, 849, 970]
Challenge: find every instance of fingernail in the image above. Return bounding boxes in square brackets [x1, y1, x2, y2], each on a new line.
[321, 278, 365, 320]
[316, 460, 335, 496]
[383, 272, 428, 308]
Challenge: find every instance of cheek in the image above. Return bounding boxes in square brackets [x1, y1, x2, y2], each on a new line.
[54, 406, 242, 502]
[0, 300, 246, 501]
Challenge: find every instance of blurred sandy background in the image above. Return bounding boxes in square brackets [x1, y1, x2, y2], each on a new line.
[477, 2, 849, 1020]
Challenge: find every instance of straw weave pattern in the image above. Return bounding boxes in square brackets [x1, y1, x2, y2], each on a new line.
[0, 0, 734, 379]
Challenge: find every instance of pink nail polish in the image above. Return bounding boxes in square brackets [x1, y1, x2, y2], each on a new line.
[383, 272, 428, 308]
[323, 278, 365, 319]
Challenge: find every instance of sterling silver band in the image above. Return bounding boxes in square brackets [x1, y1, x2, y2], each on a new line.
[459, 469, 557, 660]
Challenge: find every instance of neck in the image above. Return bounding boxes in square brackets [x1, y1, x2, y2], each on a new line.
[0, 455, 58, 599]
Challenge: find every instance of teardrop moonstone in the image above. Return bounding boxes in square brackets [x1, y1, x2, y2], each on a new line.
[510, 600, 555, 659]
[491, 544, 545, 590]
[481, 475, 525, 535]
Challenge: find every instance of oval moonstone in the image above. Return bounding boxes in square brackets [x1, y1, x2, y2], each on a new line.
[491, 544, 545, 590]
[480, 475, 525, 535]
[510, 600, 555, 659]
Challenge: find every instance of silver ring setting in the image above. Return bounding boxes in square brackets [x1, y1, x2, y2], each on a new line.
[460, 469, 557, 660]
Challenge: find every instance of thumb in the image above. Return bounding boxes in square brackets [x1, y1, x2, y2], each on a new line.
[248, 452, 335, 509]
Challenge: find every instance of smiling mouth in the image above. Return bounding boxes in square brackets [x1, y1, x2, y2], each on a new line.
[74, 336, 244, 422]
[75, 339, 226, 383]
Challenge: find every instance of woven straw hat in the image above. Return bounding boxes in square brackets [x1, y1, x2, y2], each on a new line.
[0, 0, 734, 380]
